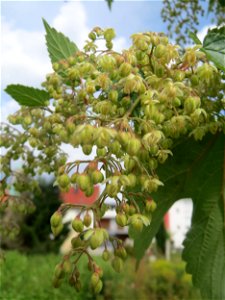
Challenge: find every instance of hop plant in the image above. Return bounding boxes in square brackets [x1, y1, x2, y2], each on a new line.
[1, 19, 225, 298]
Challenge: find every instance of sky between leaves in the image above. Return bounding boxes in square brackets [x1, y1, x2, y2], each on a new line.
[1, 0, 215, 161]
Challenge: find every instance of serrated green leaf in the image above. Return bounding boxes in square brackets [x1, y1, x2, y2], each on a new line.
[131, 133, 225, 299]
[189, 31, 202, 45]
[182, 134, 225, 300]
[201, 26, 225, 71]
[42, 18, 78, 64]
[4, 84, 50, 106]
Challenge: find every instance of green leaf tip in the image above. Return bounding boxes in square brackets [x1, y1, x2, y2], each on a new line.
[42, 18, 79, 64]
[5, 84, 50, 107]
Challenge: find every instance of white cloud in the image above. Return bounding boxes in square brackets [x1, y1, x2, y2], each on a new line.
[52, 2, 90, 48]
[197, 24, 216, 42]
[1, 18, 51, 88]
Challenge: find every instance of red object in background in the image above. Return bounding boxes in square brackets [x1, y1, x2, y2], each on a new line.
[164, 212, 170, 230]
[60, 186, 100, 206]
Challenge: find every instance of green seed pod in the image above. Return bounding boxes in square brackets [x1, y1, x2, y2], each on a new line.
[127, 138, 141, 156]
[104, 28, 116, 41]
[91, 272, 100, 287]
[116, 213, 127, 227]
[63, 259, 72, 273]
[71, 236, 83, 248]
[131, 218, 143, 232]
[112, 256, 124, 273]
[88, 31, 96, 41]
[129, 205, 136, 215]
[77, 174, 91, 191]
[154, 44, 165, 59]
[108, 90, 118, 102]
[119, 62, 132, 77]
[54, 263, 65, 279]
[124, 155, 136, 172]
[102, 249, 110, 261]
[90, 229, 104, 249]
[91, 170, 104, 184]
[71, 173, 78, 184]
[145, 199, 157, 213]
[58, 174, 70, 189]
[51, 223, 63, 237]
[50, 211, 62, 227]
[94, 279, 103, 294]
[83, 212, 92, 227]
[82, 144, 93, 155]
[115, 246, 127, 260]
[85, 185, 94, 197]
[72, 217, 84, 233]
[96, 147, 107, 157]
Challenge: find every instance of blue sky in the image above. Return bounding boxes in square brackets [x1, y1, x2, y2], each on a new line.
[1, 0, 213, 120]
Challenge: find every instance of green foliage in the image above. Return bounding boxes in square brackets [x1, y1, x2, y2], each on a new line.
[4, 84, 50, 106]
[132, 133, 225, 299]
[0, 251, 200, 300]
[42, 18, 78, 64]
[1, 20, 225, 300]
[201, 26, 225, 72]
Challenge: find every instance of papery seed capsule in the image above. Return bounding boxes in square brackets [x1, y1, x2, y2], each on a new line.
[102, 249, 110, 261]
[116, 213, 127, 227]
[51, 223, 63, 237]
[58, 174, 70, 189]
[50, 211, 62, 227]
[112, 256, 124, 273]
[72, 217, 84, 233]
[77, 174, 91, 191]
[83, 212, 92, 227]
[91, 170, 104, 184]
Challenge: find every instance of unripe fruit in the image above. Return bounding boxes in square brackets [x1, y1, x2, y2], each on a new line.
[83, 212, 92, 227]
[124, 155, 136, 171]
[54, 264, 65, 279]
[145, 199, 157, 213]
[104, 28, 116, 41]
[130, 218, 143, 232]
[71, 173, 78, 184]
[63, 260, 72, 273]
[82, 144, 92, 155]
[91, 272, 100, 287]
[50, 211, 62, 227]
[58, 174, 70, 189]
[94, 279, 103, 294]
[88, 31, 96, 41]
[85, 185, 94, 197]
[71, 236, 83, 248]
[119, 63, 132, 77]
[129, 205, 136, 215]
[77, 174, 91, 191]
[72, 217, 84, 233]
[90, 229, 104, 249]
[115, 246, 127, 260]
[154, 44, 165, 58]
[96, 147, 107, 157]
[126, 138, 141, 156]
[91, 170, 104, 184]
[108, 90, 118, 102]
[102, 249, 110, 261]
[51, 223, 63, 237]
[112, 256, 124, 273]
[184, 96, 201, 114]
[116, 213, 127, 227]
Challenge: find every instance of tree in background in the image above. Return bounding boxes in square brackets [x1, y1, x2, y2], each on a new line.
[106, 0, 225, 43]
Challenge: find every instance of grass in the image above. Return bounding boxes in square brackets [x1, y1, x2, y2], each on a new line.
[0, 251, 201, 300]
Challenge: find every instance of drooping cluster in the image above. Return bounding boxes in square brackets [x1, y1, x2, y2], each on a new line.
[1, 26, 224, 295]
